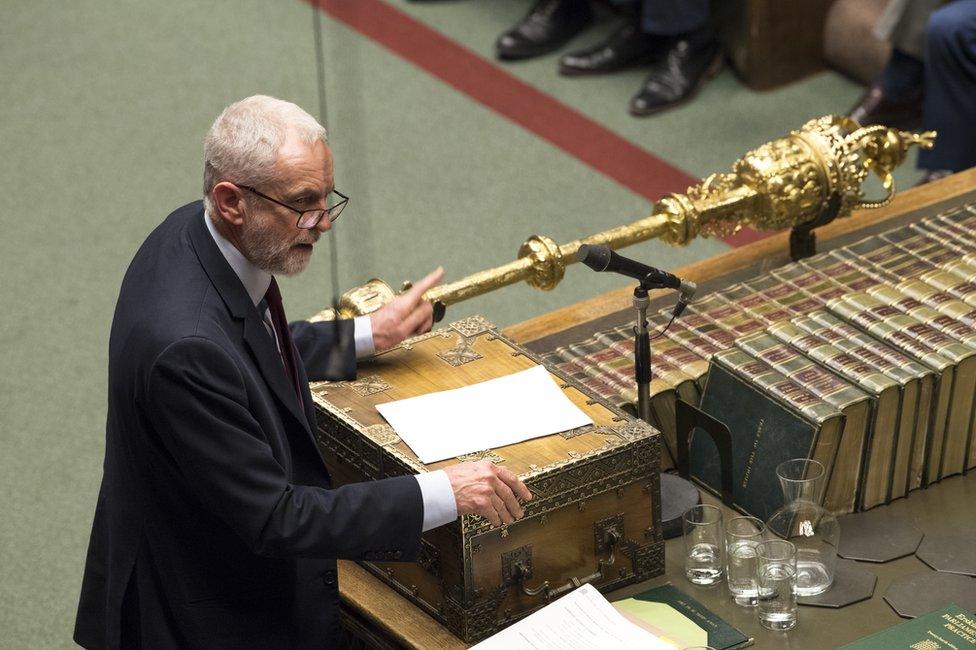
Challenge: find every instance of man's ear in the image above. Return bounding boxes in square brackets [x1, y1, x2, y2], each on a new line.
[211, 182, 246, 227]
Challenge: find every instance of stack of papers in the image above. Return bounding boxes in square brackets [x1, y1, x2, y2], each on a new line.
[375, 365, 593, 464]
[471, 584, 675, 650]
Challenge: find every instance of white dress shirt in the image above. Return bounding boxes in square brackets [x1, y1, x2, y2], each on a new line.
[204, 212, 457, 531]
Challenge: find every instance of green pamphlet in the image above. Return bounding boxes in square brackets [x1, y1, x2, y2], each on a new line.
[839, 604, 976, 649]
[613, 584, 752, 649]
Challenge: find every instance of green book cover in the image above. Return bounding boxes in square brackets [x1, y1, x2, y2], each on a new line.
[839, 604, 976, 649]
[614, 583, 752, 649]
[690, 352, 840, 521]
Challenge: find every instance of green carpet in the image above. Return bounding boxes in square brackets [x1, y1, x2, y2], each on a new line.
[0, 1, 924, 646]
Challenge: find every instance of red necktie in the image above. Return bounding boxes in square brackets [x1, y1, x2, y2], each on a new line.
[264, 278, 302, 401]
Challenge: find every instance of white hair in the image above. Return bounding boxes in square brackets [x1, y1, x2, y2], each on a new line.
[203, 95, 327, 215]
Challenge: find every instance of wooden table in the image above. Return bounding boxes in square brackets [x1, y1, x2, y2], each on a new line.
[337, 168, 976, 648]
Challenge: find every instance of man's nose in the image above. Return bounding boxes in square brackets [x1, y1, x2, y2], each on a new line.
[315, 215, 332, 233]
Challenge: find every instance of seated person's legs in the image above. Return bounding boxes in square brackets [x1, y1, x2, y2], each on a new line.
[849, 49, 925, 129]
[917, 0, 976, 180]
[560, 0, 718, 116]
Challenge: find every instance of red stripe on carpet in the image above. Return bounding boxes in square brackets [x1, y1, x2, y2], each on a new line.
[311, 0, 772, 247]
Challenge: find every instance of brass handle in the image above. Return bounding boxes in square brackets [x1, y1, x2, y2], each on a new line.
[514, 529, 620, 602]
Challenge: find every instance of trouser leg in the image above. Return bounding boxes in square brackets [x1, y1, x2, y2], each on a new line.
[918, 0, 976, 171]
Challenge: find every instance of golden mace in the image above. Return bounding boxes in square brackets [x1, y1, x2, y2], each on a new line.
[311, 115, 933, 322]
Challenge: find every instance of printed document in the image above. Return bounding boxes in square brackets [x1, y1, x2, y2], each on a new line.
[471, 583, 675, 649]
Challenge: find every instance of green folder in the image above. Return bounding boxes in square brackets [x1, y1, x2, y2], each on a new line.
[613, 584, 752, 649]
[839, 604, 976, 649]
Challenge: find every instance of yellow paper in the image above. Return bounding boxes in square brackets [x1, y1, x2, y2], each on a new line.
[613, 599, 709, 649]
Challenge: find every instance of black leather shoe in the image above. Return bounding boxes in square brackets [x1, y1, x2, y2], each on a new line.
[559, 22, 659, 75]
[495, 0, 594, 61]
[848, 84, 923, 130]
[629, 36, 722, 116]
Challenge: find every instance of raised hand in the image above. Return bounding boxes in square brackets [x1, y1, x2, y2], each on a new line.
[442, 459, 533, 527]
[369, 267, 444, 352]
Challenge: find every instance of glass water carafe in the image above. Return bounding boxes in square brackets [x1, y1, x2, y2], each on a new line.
[764, 459, 839, 596]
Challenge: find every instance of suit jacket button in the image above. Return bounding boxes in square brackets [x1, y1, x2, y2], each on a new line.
[322, 570, 337, 586]
[394, 551, 403, 560]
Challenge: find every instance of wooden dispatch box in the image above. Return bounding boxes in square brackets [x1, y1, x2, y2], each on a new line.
[310, 316, 664, 643]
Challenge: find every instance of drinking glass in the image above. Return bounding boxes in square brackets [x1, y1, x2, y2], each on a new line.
[725, 516, 765, 607]
[756, 539, 798, 631]
[683, 504, 724, 585]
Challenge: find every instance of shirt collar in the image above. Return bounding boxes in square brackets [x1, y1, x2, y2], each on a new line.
[204, 211, 272, 307]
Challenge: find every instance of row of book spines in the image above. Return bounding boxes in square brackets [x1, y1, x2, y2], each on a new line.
[666, 215, 976, 489]
[552, 208, 975, 464]
[546, 331, 693, 403]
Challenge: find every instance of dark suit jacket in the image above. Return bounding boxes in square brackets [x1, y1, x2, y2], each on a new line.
[74, 202, 424, 649]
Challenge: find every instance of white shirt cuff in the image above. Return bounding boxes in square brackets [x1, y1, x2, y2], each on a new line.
[415, 470, 458, 532]
[353, 316, 375, 359]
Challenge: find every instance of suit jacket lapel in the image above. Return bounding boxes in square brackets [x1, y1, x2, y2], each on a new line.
[242, 314, 312, 433]
[187, 205, 312, 433]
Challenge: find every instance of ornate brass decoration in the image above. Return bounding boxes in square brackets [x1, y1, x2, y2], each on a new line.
[501, 545, 533, 586]
[418, 539, 441, 578]
[437, 334, 482, 367]
[310, 117, 935, 321]
[450, 315, 493, 338]
[363, 424, 400, 447]
[558, 425, 591, 439]
[346, 375, 391, 397]
[456, 449, 505, 464]
[625, 541, 665, 580]
[441, 587, 508, 643]
[594, 514, 625, 554]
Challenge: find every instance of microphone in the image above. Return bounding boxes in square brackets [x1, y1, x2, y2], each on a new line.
[674, 280, 697, 318]
[577, 244, 697, 299]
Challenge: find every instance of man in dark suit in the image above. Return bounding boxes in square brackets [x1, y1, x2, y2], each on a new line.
[74, 95, 531, 649]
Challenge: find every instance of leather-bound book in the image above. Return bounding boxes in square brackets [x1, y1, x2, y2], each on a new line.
[662, 318, 727, 362]
[931, 206, 976, 232]
[589, 327, 701, 465]
[866, 285, 976, 349]
[557, 341, 637, 404]
[772, 255, 964, 483]
[797, 254, 976, 351]
[553, 340, 681, 472]
[691, 293, 768, 339]
[673, 300, 739, 351]
[911, 220, 976, 256]
[719, 282, 796, 326]
[593, 328, 702, 405]
[827, 293, 976, 480]
[846, 235, 976, 307]
[882, 227, 964, 268]
[735, 332, 871, 513]
[692, 348, 845, 520]
[649, 331, 711, 390]
[799, 310, 934, 495]
[548, 349, 635, 408]
[766, 321, 903, 508]
[832, 246, 976, 330]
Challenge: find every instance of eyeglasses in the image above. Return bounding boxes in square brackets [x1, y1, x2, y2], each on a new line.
[237, 184, 349, 229]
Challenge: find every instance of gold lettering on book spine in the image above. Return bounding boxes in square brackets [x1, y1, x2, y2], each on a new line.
[311, 116, 935, 321]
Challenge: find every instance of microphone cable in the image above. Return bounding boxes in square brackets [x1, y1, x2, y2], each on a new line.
[312, 4, 342, 314]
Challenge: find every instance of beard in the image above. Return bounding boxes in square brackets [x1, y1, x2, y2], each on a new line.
[239, 212, 319, 276]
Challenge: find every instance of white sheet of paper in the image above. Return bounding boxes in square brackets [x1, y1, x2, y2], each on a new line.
[471, 584, 675, 650]
[374, 365, 593, 464]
